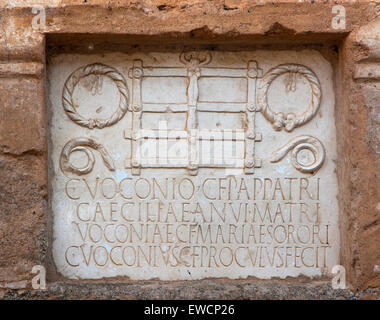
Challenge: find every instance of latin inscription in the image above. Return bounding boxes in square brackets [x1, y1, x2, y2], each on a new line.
[49, 50, 339, 280]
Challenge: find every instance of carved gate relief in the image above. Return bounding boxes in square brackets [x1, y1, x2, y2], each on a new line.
[59, 52, 325, 177]
[49, 50, 339, 280]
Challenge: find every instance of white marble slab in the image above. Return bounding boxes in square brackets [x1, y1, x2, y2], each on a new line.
[48, 50, 339, 280]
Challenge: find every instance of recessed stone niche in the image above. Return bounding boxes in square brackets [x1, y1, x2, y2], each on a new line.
[48, 50, 339, 280]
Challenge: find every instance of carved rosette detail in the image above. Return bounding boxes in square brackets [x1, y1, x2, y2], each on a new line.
[270, 135, 325, 173]
[62, 63, 129, 129]
[257, 64, 321, 132]
[60, 138, 115, 175]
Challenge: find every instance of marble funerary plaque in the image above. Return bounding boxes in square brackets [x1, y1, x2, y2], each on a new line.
[49, 50, 339, 280]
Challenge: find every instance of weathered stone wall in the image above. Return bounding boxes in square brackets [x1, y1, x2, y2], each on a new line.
[0, 0, 379, 299]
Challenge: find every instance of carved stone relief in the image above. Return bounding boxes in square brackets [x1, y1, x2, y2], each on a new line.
[257, 64, 321, 132]
[62, 63, 129, 129]
[49, 50, 339, 280]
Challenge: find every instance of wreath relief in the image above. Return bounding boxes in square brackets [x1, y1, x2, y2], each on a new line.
[62, 63, 129, 129]
[257, 64, 322, 132]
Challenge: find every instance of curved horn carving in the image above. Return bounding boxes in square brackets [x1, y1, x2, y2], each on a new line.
[270, 135, 325, 173]
[60, 138, 115, 175]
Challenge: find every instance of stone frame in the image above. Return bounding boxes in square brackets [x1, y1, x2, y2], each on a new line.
[0, 1, 379, 299]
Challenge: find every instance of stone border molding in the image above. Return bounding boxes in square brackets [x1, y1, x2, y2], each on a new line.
[62, 63, 129, 129]
[257, 64, 322, 132]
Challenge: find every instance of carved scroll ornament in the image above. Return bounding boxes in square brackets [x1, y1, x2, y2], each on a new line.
[60, 138, 115, 175]
[270, 135, 325, 173]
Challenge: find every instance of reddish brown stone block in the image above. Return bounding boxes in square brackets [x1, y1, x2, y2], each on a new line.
[0, 153, 47, 283]
[0, 75, 45, 155]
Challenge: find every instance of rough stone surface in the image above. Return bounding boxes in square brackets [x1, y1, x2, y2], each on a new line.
[0, 0, 379, 299]
[0, 280, 367, 300]
[0, 77, 45, 154]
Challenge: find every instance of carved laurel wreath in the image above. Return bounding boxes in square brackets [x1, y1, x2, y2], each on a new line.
[62, 63, 129, 129]
[257, 64, 321, 132]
